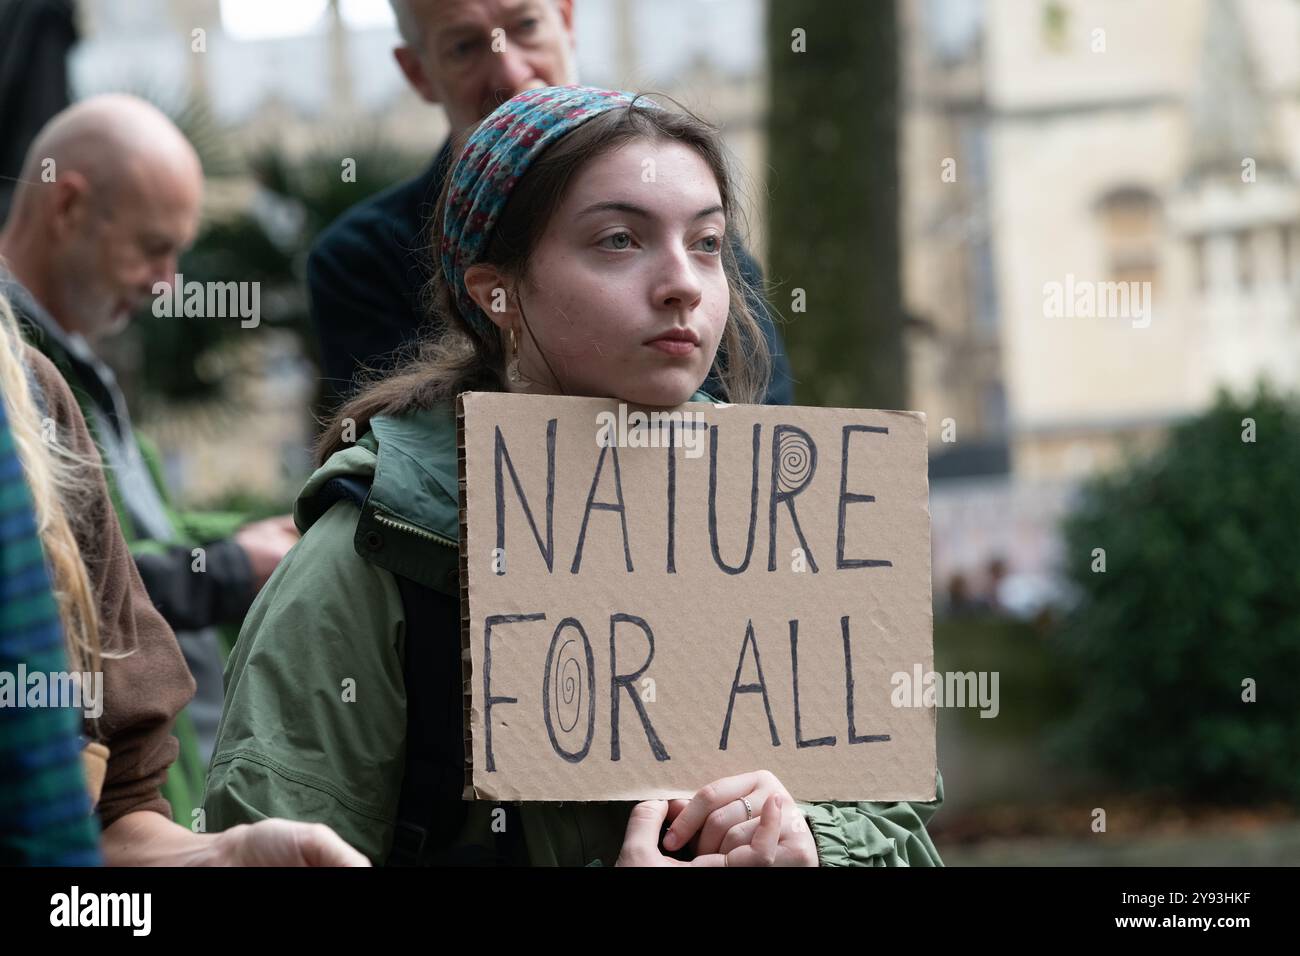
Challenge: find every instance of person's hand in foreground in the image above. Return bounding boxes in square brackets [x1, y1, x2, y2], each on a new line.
[101, 811, 370, 866]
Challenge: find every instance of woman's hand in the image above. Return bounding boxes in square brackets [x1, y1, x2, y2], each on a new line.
[615, 795, 787, 867]
[615, 801, 687, 866]
[663, 769, 818, 866]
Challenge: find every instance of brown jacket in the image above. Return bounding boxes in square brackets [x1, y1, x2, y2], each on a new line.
[27, 345, 195, 828]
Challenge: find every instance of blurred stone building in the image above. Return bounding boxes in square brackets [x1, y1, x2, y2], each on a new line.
[905, 0, 1300, 477]
[902, 0, 1300, 610]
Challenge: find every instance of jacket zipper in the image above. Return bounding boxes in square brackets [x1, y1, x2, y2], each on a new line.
[372, 509, 458, 549]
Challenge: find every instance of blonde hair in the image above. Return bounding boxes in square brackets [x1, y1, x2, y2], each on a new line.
[0, 289, 102, 680]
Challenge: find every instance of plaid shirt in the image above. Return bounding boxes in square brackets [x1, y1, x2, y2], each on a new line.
[0, 395, 101, 865]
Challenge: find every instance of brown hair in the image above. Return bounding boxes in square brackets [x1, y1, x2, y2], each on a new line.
[317, 95, 771, 463]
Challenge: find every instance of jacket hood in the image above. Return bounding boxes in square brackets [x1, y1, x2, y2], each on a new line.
[296, 390, 717, 596]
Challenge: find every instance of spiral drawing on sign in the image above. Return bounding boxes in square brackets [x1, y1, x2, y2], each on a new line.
[543, 618, 596, 763]
[776, 430, 814, 493]
[553, 638, 583, 733]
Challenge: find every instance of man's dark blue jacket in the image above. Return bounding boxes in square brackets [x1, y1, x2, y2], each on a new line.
[307, 141, 793, 408]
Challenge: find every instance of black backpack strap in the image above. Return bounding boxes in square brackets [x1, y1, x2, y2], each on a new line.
[316, 475, 525, 865]
[387, 574, 528, 866]
[388, 574, 471, 864]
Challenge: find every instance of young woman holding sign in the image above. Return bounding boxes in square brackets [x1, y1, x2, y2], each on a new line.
[204, 86, 944, 866]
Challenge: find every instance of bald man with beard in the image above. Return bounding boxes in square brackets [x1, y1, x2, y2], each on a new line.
[0, 94, 299, 824]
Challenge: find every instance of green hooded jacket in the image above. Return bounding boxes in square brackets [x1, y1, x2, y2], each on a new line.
[203, 394, 945, 866]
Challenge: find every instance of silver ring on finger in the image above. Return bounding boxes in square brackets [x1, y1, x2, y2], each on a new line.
[739, 796, 753, 820]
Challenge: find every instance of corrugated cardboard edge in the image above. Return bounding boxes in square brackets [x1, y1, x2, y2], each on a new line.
[456, 392, 476, 800]
[916, 410, 938, 801]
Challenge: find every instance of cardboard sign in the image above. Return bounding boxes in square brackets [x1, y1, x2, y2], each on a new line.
[457, 392, 936, 802]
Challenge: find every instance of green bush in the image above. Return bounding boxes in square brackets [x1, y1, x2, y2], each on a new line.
[935, 613, 1074, 740]
[1049, 384, 1300, 803]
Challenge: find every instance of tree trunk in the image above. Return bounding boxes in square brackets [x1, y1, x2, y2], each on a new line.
[765, 0, 905, 409]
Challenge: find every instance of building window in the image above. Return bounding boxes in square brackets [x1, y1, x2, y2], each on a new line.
[1236, 231, 1254, 290]
[1096, 187, 1161, 289]
[925, 0, 984, 65]
[982, 382, 1008, 435]
[1189, 234, 1207, 292]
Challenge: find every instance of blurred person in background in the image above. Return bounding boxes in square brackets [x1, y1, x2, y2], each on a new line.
[0, 288, 366, 865]
[309, 0, 793, 409]
[0, 93, 299, 824]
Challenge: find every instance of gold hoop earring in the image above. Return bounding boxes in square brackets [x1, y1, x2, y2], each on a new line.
[507, 326, 523, 384]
